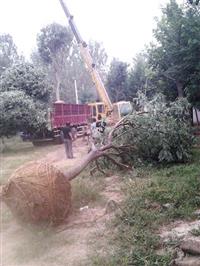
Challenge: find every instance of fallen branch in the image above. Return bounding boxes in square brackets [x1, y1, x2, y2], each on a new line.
[103, 154, 132, 170]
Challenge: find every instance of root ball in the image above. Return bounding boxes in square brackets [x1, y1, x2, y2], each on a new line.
[1, 161, 71, 225]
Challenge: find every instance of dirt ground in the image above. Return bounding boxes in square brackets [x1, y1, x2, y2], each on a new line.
[0, 138, 123, 266]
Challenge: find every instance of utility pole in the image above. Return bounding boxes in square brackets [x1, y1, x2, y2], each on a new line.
[74, 79, 79, 104]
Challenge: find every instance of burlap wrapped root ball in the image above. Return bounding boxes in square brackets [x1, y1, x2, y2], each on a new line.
[1, 161, 71, 225]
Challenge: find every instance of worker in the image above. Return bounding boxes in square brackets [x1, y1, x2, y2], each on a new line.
[96, 114, 106, 133]
[81, 125, 89, 145]
[61, 122, 74, 159]
[71, 124, 77, 140]
[90, 118, 97, 134]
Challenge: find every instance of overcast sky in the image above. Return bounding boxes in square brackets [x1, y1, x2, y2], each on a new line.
[0, 0, 183, 62]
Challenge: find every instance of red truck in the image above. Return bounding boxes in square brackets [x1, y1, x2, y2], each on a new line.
[51, 102, 91, 128]
[31, 102, 91, 146]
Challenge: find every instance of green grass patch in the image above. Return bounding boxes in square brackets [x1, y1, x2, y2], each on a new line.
[190, 226, 200, 236]
[0, 136, 57, 183]
[93, 149, 200, 265]
[71, 176, 105, 209]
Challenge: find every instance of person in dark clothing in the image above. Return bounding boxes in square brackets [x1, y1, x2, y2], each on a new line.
[61, 122, 74, 159]
[96, 114, 106, 133]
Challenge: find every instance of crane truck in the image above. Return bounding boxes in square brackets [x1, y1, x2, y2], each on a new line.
[58, 0, 132, 123]
[22, 0, 132, 145]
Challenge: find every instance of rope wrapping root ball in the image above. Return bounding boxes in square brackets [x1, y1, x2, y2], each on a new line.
[1, 161, 71, 225]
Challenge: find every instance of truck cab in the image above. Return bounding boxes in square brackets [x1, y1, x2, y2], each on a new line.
[112, 101, 132, 122]
[89, 101, 132, 123]
[89, 102, 106, 120]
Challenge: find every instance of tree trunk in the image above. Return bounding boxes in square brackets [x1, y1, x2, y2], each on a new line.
[52, 56, 61, 102]
[55, 71, 61, 101]
[176, 81, 184, 98]
[63, 148, 103, 181]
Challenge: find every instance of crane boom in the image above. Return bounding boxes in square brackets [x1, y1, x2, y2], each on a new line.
[59, 0, 113, 113]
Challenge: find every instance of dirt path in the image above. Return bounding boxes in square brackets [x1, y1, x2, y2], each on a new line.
[40, 138, 89, 170]
[1, 139, 123, 266]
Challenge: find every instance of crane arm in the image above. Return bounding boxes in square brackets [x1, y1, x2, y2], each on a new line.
[59, 0, 113, 112]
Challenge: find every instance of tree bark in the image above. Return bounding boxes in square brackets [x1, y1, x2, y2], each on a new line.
[176, 81, 184, 98]
[63, 147, 103, 181]
[55, 70, 61, 101]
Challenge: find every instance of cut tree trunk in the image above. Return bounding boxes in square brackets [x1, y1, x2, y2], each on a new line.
[0, 118, 131, 225]
[63, 147, 104, 181]
[0, 146, 115, 225]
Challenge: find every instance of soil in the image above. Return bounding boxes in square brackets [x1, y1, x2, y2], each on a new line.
[0, 138, 123, 266]
[160, 220, 200, 241]
[159, 218, 200, 265]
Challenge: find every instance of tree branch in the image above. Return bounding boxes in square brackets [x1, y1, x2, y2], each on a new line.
[103, 154, 132, 170]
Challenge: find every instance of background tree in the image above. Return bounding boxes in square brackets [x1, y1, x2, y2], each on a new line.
[0, 91, 47, 138]
[88, 40, 108, 80]
[148, 0, 200, 105]
[0, 34, 19, 76]
[106, 59, 128, 102]
[37, 23, 73, 101]
[0, 62, 52, 137]
[34, 28, 108, 104]
[0, 62, 51, 104]
[56, 43, 96, 104]
[188, 0, 200, 5]
[65, 40, 108, 103]
[127, 54, 157, 100]
[128, 54, 147, 99]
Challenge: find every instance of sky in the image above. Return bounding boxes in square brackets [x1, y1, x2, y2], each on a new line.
[0, 0, 183, 63]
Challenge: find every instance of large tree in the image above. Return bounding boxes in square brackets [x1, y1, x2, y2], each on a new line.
[34, 25, 108, 104]
[106, 59, 129, 102]
[0, 34, 19, 76]
[0, 62, 51, 104]
[37, 23, 73, 101]
[148, 0, 200, 106]
[0, 62, 52, 137]
[61, 41, 108, 104]
[0, 91, 47, 138]
[127, 54, 157, 100]
[88, 40, 108, 80]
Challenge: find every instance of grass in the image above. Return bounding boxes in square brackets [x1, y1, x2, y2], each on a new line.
[190, 227, 200, 236]
[0, 137, 68, 264]
[71, 174, 106, 209]
[90, 148, 200, 266]
[1, 137, 105, 208]
[0, 136, 106, 266]
[0, 136, 57, 183]
[3, 136, 200, 265]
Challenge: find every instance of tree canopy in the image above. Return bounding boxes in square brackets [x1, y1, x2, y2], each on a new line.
[34, 23, 108, 104]
[37, 23, 73, 64]
[0, 62, 51, 104]
[0, 34, 19, 76]
[36, 23, 73, 101]
[148, 0, 200, 106]
[0, 91, 47, 137]
[0, 62, 52, 137]
[106, 59, 128, 102]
